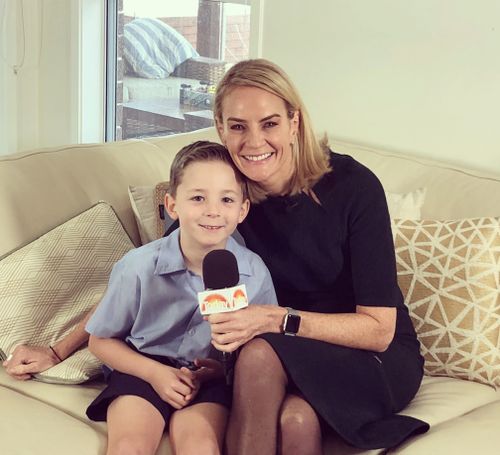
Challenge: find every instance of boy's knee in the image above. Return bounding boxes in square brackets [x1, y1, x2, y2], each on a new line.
[108, 436, 156, 455]
[173, 435, 220, 455]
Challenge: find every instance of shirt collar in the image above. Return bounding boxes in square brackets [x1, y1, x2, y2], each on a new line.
[155, 228, 252, 277]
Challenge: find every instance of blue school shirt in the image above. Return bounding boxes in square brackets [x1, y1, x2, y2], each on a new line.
[86, 228, 278, 362]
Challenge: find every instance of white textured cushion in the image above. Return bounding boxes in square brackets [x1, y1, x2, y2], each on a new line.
[386, 188, 426, 219]
[0, 202, 134, 384]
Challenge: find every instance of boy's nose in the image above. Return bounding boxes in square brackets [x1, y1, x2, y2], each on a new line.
[204, 201, 221, 216]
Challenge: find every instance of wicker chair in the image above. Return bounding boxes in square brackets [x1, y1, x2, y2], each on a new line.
[172, 56, 226, 86]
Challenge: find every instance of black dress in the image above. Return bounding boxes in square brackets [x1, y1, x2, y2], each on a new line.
[238, 152, 429, 449]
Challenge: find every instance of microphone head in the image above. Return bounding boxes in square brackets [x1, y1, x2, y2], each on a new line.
[202, 249, 239, 289]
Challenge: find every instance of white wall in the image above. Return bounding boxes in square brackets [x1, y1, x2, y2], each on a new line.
[261, 0, 500, 174]
[0, 0, 103, 155]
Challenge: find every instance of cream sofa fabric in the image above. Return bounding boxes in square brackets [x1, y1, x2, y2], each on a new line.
[1, 128, 499, 454]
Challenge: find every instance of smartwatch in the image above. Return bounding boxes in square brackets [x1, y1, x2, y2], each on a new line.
[282, 307, 301, 336]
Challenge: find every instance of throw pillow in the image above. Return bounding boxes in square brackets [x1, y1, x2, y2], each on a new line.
[386, 187, 426, 220]
[124, 18, 199, 79]
[0, 202, 135, 384]
[392, 217, 500, 387]
[128, 182, 174, 244]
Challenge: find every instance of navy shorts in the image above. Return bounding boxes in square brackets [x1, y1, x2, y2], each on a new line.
[86, 352, 231, 425]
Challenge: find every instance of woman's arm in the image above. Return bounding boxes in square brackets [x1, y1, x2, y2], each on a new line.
[2, 306, 97, 380]
[208, 304, 396, 353]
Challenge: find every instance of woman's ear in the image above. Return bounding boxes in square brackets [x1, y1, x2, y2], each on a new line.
[164, 193, 178, 220]
[291, 110, 300, 135]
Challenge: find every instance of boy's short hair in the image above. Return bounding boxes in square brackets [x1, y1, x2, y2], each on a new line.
[169, 141, 248, 200]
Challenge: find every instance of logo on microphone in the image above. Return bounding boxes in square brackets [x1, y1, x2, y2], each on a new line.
[198, 284, 248, 315]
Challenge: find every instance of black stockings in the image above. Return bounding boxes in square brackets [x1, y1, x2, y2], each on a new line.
[225, 338, 322, 455]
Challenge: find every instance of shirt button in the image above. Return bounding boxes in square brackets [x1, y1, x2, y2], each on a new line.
[188, 329, 195, 336]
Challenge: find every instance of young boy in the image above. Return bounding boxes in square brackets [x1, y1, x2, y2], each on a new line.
[85, 141, 277, 455]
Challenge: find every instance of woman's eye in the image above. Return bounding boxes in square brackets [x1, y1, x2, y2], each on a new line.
[230, 124, 244, 131]
[222, 197, 234, 203]
[264, 121, 278, 128]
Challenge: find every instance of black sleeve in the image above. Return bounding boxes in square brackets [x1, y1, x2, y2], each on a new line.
[346, 167, 402, 308]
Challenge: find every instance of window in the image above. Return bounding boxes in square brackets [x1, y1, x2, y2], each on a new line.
[106, 0, 252, 142]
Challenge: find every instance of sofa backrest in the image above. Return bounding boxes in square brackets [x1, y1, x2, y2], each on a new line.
[0, 128, 219, 257]
[331, 138, 500, 220]
[1, 127, 498, 258]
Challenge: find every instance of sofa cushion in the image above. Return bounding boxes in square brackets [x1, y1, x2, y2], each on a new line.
[0, 202, 134, 384]
[393, 217, 500, 387]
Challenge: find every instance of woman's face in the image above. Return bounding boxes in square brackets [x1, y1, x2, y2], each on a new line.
[217, 86, 299, 195]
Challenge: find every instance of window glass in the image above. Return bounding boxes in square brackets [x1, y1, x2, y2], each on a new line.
[109, 0, 251, 141]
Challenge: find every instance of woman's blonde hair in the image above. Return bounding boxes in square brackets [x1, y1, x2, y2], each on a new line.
[214, 59, 331, 202]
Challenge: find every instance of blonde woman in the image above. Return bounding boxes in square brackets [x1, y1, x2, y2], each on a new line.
[208, 59, 429, 454]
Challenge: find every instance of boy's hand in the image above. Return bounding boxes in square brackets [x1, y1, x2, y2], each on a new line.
[191, 358, 224, 383]
[148, 364, 198, 409]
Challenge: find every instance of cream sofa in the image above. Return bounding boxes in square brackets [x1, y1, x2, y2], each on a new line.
[1, 127, 499, 455]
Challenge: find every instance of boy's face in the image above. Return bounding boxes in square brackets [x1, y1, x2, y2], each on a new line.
[165, 160, 249, 253]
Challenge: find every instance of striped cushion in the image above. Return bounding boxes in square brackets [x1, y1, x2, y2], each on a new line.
[0, 203, 134, 384]
[124, 18, 199, 79]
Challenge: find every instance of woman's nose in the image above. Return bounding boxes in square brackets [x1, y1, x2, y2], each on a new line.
[247, 128, 265, 148]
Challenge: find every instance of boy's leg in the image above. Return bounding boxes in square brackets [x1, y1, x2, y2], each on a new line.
[106, 395, 166, 455]
[169, 402, 228, 455]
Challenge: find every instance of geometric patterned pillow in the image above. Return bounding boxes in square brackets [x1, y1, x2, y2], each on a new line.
[0, 202, 134, 384]
[393, 217, 500, 388]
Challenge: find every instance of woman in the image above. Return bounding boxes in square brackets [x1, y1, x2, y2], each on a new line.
[208, 59, 429, 454]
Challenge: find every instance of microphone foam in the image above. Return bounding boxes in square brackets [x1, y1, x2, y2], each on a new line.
[202, 249, 239, 289]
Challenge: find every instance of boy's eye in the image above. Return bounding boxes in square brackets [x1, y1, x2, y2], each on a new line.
[222, 197, 234, 203]
[190, 195, 204, 202]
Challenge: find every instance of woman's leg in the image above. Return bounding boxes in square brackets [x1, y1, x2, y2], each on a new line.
[169, 402, 228, 455]
[106, 395, 165, 455]
[278, 394, 323, 455]
[226, 338, 289, 455]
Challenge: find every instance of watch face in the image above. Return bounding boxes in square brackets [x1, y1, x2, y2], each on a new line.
[285, 313, 301, 334]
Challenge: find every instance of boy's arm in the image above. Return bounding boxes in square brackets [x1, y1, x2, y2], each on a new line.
[2, 306, 97, 380]
[89, 336, 198, 409]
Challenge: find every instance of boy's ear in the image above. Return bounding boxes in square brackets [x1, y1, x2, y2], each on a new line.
[238, 199, 250, 224]
[164, 193, 179, 220]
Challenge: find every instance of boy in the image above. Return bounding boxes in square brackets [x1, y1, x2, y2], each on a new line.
[86, 141, 277, 455]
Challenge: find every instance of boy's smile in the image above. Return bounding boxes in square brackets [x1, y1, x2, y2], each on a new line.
[165, 160, 249, 270]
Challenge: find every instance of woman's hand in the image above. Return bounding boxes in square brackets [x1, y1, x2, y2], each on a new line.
[2, 345, 60, 380]
[208, 305, 286, 352]
[148, 363, 199, 409]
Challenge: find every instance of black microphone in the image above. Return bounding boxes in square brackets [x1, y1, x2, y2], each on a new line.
[202, 249, 239, 385]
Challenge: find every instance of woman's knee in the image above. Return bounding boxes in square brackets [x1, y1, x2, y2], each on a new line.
[279, 395, 322, 454]
[236, 338, 282, 372]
